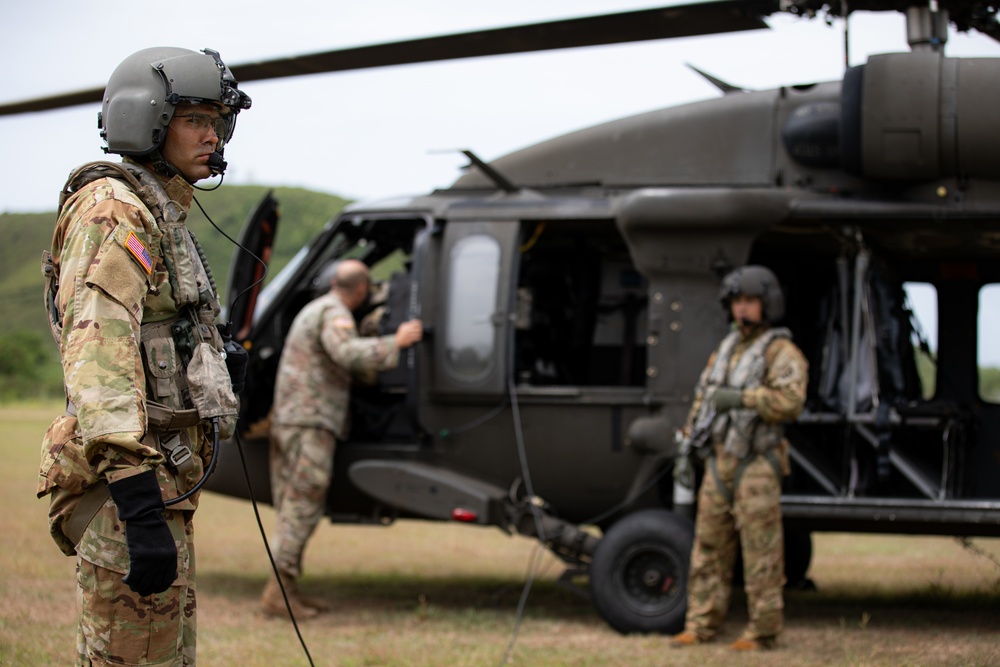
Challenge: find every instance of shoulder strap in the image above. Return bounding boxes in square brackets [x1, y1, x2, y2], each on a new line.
[58, 161, 143, 218]
[706, 330, 742, 387]
[58, 160, 185, 231]
[729, 327, 792, 389]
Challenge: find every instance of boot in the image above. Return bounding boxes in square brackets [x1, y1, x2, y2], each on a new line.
[670, 630, 710, 647]
[299, 590, 332, 612]
[261, 571, 320, 620]
[729, 636, 776, 651]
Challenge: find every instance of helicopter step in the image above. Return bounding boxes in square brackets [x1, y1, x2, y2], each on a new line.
[348, 459, 601, 564]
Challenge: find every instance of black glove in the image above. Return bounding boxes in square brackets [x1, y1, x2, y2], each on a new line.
[712, 386, 744, 411]
[218, 324, 248, 393]
[108, 470, 178, 596]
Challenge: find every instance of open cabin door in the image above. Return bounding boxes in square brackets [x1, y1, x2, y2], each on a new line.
[225, 190, 279, 343]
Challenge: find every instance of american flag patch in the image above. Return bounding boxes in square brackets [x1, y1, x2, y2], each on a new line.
[124, 230, 153, 274]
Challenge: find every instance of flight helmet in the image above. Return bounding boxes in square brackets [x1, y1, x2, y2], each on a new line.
[718, 265, 785, 321]
[98, 47, 251, 168]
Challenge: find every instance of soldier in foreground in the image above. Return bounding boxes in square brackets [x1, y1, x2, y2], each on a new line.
[670, 266, 808, 651]
[262, 259, 422, 618]
[38, 47, 251, 665]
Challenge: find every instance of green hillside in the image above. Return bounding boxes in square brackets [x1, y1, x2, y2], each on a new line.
[0, 184, 348, 400]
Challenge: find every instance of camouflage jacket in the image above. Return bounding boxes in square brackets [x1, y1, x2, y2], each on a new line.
[39, 160, 234, 530]
[684, 324, 808, 459]
[271, 291, 400, 438]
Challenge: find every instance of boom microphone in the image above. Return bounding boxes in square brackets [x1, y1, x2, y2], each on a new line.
[207, 151, 227, 176]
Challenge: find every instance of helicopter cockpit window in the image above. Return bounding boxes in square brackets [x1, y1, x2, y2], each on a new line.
[978, 284, 1000, 403]
[444, 234, 500, 382]
[903, 282, 937, 401]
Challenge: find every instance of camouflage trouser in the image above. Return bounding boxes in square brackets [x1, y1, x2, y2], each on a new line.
[269, 425, 336, 577]
[75, 500, 196, 666]
[684, 451, 784, 642]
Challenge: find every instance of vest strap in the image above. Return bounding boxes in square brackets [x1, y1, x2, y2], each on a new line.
[707, 450, 783, 505]
[62, 482, 110, 548]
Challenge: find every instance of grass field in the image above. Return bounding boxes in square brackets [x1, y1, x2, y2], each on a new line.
[2, 402, 999, 667]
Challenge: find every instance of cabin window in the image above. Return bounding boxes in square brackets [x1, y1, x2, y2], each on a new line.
[978, 284, 1000, 403]
[444, 233, 500, 382]
[903, 282, 937, 400]
[513, 220, 646, 387]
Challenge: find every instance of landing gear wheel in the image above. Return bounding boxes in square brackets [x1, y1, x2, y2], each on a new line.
[589, 509, 694, 634]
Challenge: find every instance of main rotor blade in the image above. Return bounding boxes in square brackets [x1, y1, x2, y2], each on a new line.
[0, 0, 774, 117]
[234, 0, 772, 82]
[0, 88, 106, 116]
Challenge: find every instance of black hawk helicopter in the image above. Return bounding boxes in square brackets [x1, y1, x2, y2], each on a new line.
[6, 0, 1000, 634]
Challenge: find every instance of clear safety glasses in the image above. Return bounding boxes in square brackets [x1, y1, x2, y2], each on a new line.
[172, 112, 233, 147]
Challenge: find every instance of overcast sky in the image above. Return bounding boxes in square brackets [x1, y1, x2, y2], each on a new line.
[4, 1, 1000, 361]
[3, 0, 998, 216]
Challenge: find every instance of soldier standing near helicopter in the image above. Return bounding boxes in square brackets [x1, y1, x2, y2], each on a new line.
[261, 259, 422, 618]
[670, 265, 808, 651]
[38, 47, 251, 665]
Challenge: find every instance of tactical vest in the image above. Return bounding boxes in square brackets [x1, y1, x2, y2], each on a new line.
[703, 327, 792, 459]
[42, 161, 237, 441]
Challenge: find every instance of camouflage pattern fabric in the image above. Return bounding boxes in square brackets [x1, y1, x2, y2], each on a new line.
[268, 425, 336, 577]
[38, 161, 225, 665]
[270, 291, 400, 438]
[683, 328, 807, 439]
[685, 450, 785, 641]
[357, 279, 389, 338]
[269, 291, 402, 576]
[681, 325, 807, 643]
[75, 500, 196, 667]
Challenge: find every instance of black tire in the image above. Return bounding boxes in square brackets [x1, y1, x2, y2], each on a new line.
[589, 509, 694, 635]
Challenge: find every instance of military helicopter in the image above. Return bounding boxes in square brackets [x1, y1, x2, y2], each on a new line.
[6, 0, 1000, 635]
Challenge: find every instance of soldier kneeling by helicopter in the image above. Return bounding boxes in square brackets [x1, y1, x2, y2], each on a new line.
[670, 266, 808, 651]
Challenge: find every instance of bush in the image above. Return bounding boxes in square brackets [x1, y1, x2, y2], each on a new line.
[0, 331, 63, 402]
[980, 366, 1000, 403]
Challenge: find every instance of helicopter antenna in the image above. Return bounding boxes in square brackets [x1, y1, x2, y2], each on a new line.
[460, 149, 518, 193]
[685, 63, 746, 94]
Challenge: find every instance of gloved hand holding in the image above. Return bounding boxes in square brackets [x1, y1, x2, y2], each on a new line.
[712, 386, 744, 411]
[218, 324, 248, 393]
[107, 470, 178, 597]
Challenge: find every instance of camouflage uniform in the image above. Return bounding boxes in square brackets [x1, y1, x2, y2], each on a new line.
[38, 159, 236, 666]
[269, 290, 400, 576]
[357, 279, 389, 338]
[681, 324, 807, 644]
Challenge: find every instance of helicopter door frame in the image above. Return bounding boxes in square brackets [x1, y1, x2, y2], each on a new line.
[432, 221, 520, 396]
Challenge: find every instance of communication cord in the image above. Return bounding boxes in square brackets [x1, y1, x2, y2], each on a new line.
[495, 240, 557, 667]
[163, 419, 220, 506]
[234, 428, 317, 667]
[439, 397, 509, 439]
[193, 193, 318, 665]
[496, 373, 546, 667]
[498, 542, 547, 667]
[159, 191, 255, 508]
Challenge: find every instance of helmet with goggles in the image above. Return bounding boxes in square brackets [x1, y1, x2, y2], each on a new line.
[98, 47, 251, 166]
[718, 265, 785, 322]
